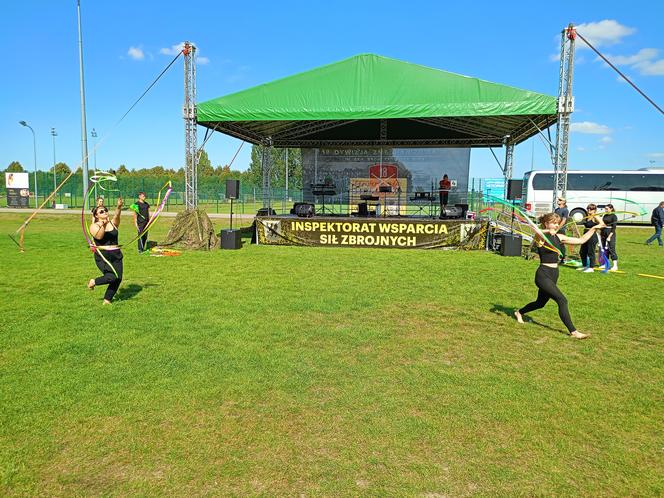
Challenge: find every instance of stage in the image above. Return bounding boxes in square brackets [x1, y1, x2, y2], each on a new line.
[255, 215, 488, 250]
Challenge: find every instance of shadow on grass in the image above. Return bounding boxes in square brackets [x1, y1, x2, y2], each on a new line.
[116, 282, 158, 301]
[490, 303, 566, 335]
[626, 240, 659, 246]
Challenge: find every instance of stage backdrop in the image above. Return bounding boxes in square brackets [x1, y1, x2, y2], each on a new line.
[302, 147, 470, 213]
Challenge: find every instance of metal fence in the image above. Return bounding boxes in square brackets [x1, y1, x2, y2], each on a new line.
[2, 172, 511, 215]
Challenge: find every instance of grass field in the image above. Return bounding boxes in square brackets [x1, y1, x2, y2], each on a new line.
[1, 213, 663, 496]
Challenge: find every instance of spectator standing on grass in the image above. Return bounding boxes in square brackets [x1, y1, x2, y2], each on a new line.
[578, 204, 601, 272]
[601, 203, 619, 271]
[646, 201, 664, 247]
[554, 198, 569, 263]
[133, 191, 150, 253]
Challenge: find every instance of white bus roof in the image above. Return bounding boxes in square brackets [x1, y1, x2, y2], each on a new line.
[524, 169, 663, 175]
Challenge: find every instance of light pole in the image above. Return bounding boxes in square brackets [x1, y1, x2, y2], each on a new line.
[91, 128, 97, 170]
[51, 127, 57, 207]
[19, 121, 38, 208]
[91, 128, 98, 200]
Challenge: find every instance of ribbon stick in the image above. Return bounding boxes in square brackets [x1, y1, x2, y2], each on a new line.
[482, 195, 562, 256]
[9, 170, 75, 251]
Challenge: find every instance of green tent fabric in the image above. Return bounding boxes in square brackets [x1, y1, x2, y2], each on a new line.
[197, 53, 557, 147]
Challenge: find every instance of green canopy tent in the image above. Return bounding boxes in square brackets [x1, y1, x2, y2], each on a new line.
[197, 53, 557, 148]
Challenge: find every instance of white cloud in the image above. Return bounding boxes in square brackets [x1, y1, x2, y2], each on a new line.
[128, 46, 145, 60]
[570, 121, 613, 135]
[647, 152, 664, 159]
[605, 48, 659, 65]
[634, 58, 664, 76]
[160, 43, 185, 56]
[160, 42, 210, 64]
[577, 146, 587, 152]
[549, 53, 560, 62]
[599, 136, 613, 144]
[599, 48, 664, 77]
[575, 20, 636, 49]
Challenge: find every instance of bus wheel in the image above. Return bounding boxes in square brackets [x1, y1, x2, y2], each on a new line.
[569, 208, 586, 223]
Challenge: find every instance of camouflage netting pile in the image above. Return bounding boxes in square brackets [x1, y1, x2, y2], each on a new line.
[161, 208, 218, 250]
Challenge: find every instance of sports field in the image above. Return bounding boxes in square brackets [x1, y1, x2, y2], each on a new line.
[1, 213, 662, 496]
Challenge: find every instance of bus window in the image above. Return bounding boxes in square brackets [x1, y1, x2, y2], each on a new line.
[532, 173, 554, 190]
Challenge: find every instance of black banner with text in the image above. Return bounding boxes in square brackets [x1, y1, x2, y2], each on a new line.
[256, 216, 487, 249]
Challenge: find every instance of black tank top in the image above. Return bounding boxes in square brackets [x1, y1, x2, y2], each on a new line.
[94, 223, 122, 260]
[537, 233, 562, 264]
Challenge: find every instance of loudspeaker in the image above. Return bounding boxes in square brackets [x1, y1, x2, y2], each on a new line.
[293, 202, 315, 217]
[506, 179, 523, 201]
[358, 202, 369, 216]
[221, 229, 242, 250]
[500, 234, 522, 257]
[441, 206, 463, 219]
[256, 207, 276, 216]
[455, 203, 469, 218]
[226, 179, 240, 199]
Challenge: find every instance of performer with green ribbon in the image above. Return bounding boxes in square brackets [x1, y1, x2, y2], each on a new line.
[131, 191, 150, 253]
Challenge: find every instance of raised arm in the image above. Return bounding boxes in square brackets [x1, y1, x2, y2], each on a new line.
[559, 223, 604, 245]
[112, 197, 123, 227]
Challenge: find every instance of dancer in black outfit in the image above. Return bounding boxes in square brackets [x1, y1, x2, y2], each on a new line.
[87, 197, 124, 304]
[601, 203, 619, 271]
[578, 204, 600, 272]
[515, 212, 603, 339]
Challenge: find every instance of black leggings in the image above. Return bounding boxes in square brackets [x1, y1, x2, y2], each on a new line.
[519, 265, 576, 333]
[580, 237, 597, 268]
[94, 255, 123, 301]
[601, 234, 618, 261]
[137, 225, 148, 252]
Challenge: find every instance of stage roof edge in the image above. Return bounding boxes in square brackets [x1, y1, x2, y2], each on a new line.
[197, 53, 557, 148]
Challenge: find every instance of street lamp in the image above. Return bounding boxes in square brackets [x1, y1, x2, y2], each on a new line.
[91, 128, 97, 170]
[51, 127, 57, 207]
[91, 128, 98, 200]
[19, 120, 38, 208]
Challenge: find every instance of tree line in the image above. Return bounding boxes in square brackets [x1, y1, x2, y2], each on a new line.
[4, 146, 304, 189]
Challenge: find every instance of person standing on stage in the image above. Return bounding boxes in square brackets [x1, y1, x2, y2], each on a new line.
[133, 191, 150, 253]
[601, 203, 619, 271]
[439, 174, 451, 218]
[554, 198, 569, 263]
[646, 201, 664, 247]
[87, 197, 124, 304]
[515, 212, 604, 339]
[578, 203, 600, 272]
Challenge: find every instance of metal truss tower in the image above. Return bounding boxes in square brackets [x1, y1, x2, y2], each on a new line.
[503, 140, 515, 182]
[553, 25, 576, 207]
[261, 139, 273, 209]
[183, 41, 198, 209]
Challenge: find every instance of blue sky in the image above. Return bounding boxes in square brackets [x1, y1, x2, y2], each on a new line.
[2, 0, 663, 182]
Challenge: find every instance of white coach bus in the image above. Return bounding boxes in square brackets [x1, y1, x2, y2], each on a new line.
[522, 168, 664, 223]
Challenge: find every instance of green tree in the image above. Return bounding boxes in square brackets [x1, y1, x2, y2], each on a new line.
[148, 166, 166, 176]
[6, 161, 24, 172]
[117, 164, 130, 175]
[246, 145, 302, 189]
[197, 150, 214, 176]
[50, 162, 71, 175]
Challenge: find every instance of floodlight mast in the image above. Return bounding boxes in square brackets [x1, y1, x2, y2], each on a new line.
[183, 41, 198, 209]
[553, 24, 576, 208]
